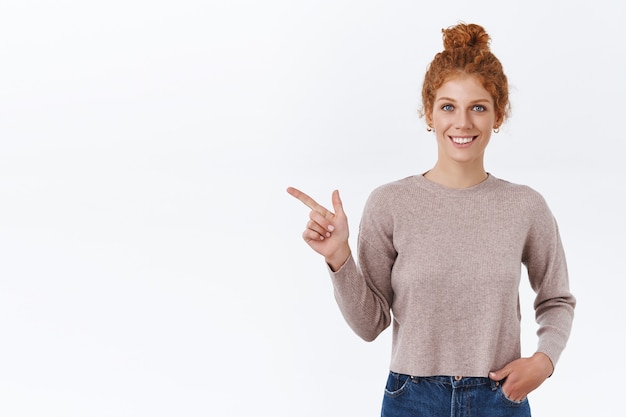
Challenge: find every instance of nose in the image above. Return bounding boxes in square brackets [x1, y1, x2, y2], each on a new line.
[455, 110, 473, 129]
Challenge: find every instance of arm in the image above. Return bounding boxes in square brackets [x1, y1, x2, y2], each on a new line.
[287, 186, 394, 341]
[327, 189, 396, 341]
[490, 196, 576, 401]
[524, 198, 576, 369]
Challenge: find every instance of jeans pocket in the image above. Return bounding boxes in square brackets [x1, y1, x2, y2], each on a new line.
[498, 385, 528, 406]
[384, 372, 412, 398]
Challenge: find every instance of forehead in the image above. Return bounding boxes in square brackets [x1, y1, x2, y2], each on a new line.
[435, 75, 493, 102]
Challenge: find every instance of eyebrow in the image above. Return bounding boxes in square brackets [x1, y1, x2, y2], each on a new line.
[436, 96, 492, 103]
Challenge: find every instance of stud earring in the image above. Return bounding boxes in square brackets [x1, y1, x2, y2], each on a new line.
[493, 127, 500, 134]
[427, 126, 433, 132]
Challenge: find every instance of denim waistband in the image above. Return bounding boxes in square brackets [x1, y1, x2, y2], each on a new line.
[408, 375, 500, 389]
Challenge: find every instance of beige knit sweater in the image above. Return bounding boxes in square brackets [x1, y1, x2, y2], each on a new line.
[329, 174, 575, 377]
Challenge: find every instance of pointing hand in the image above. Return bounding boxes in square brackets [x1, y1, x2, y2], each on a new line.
[286, 187, 351, 271]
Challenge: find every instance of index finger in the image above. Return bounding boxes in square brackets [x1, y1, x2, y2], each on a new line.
[286, 186, 333, 219]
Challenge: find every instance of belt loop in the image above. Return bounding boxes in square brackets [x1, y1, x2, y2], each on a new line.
[490, 378, 500, 391]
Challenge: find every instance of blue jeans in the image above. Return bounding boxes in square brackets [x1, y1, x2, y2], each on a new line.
[381, 372, 531, 417]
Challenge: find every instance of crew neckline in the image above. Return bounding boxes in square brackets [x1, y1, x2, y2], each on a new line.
[412, 172, 496, 196]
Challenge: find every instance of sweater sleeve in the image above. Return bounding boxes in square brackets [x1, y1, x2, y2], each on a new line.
[522, 195, 576, 368]
[327, 189, 396, 342]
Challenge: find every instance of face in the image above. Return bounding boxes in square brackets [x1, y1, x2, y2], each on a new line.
[426, 75, 501, 168]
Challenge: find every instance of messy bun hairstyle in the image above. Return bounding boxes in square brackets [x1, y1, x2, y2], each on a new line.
[421, 23, 510, 125]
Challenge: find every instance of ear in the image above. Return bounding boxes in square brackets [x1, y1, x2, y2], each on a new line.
[494, 114, 504, 129]
[425, 111, 433, 129]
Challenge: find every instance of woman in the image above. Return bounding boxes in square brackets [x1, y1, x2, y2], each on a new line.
[287, 23, 575, 416]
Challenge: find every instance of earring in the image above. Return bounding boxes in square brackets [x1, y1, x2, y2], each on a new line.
[427, 126, 433, 132]
[493, 127, 500, 134]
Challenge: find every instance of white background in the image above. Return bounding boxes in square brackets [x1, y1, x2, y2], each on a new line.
[1, 0, 624, 416]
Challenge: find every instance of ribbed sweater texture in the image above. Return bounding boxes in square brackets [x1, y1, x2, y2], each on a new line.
[329, 174, 575, 377]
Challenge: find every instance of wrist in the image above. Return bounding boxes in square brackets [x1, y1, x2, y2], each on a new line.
[326, 247, 351, 272]
[532, 352, 554, 378]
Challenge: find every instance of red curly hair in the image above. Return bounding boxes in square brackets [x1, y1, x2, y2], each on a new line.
[421, 23, 510, 126]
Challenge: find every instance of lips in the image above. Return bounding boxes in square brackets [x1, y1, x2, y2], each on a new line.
[450, 136, 476, 144]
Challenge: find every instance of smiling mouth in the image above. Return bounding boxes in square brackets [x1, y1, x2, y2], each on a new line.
[450, 136, 476, 144]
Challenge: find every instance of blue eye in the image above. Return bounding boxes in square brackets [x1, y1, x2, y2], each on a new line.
[441, 104, 454, 111]
[473, 104, 486, 112]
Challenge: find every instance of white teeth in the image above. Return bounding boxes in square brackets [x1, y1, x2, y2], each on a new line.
[452, 137, 474, 144]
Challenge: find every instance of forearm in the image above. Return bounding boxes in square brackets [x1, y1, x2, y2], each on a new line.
[329, 255, 393, 342]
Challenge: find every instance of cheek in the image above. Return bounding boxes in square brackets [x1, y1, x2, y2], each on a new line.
[479, 116, 497, 130]
[431, 113, 451, 128]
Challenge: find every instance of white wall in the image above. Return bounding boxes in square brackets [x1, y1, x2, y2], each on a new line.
[1, 0, 623, 416]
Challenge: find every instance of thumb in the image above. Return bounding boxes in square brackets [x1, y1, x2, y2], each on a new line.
[489, 366, 511, 381]
[331, 189, 345, 217]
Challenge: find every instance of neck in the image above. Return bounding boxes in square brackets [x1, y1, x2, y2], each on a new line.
[423, 163, 488, 189]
